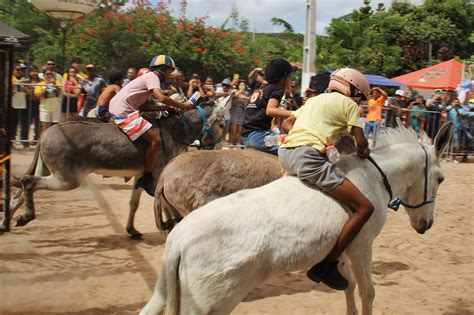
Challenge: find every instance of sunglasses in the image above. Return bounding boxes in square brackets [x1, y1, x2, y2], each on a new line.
[47, 63, 55, 66]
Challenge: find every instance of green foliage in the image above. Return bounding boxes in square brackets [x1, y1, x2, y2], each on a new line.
[318, 0, 473, 77]
[271, 17, 294, 34]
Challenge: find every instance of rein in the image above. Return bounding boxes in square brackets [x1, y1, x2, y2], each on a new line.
[367, 144, 434, 211]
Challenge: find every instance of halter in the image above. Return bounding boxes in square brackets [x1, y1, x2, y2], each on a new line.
[177, 105, 220, 148]
[367, 144, 434, 211]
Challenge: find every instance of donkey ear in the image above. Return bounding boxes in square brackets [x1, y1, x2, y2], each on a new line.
[434, 122, 453, 157]
[395, 117, 403, 128]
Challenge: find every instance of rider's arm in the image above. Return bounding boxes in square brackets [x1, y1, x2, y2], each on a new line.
[266, 98, 293, 118]
[351, 126, 370, 158]
[152, 88, 192, 110]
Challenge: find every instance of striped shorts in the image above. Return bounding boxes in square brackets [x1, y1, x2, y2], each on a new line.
[113, 111, 152, 141]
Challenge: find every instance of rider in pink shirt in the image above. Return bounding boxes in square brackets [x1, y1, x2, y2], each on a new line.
[109, 55, 193, 196]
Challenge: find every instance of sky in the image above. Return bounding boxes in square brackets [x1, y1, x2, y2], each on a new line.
[149, 0, 425, 35]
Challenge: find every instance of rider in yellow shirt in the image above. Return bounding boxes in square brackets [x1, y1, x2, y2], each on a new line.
[279, 68, 373, 291]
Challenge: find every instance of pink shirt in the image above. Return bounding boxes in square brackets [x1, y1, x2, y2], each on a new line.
[109, 72, 161, 117]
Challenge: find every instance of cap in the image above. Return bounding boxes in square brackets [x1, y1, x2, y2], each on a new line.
[435, 89, 445, 94]
[222, 78, 232, 86]
[309, 73, 330, 94]
[86, 64, 95, 69]
[395, 89, 405, 96]
[17, 63, 27, 69]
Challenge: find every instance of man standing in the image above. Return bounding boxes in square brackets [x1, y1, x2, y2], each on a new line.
[385, 89, 406, 128]
[364, 87, 387, 138]
[425, 89, 445, 139]
[123, 67, 137, 86]
[39, 58, 62, 83]
[79, 64, 107, 116]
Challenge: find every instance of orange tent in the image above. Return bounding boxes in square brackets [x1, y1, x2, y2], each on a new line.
[391, 59, 463, 90]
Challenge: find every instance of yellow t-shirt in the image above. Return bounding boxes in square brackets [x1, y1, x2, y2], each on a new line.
[281, 92, 362, 151]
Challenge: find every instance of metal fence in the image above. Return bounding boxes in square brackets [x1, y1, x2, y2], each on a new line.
[11, 82, 80, 147]
[361, 105, 473, 162]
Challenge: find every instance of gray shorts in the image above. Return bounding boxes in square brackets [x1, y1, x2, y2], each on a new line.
[278, 146, 345, 191]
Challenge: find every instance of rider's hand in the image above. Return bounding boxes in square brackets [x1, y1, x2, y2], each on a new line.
[357, 144, 370, 159]
[182, 101, 193, 110]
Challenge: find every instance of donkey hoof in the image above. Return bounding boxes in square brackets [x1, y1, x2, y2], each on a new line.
[127, 228, 143, 240]
[16, 215, 34, 227]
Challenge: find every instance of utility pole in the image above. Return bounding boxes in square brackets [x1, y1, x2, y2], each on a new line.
[301, 0, 316, 96]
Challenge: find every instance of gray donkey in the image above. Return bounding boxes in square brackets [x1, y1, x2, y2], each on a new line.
[4, 98, 231, 239]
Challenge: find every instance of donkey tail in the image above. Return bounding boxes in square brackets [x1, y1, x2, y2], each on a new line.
[154, 177, 181, 232]
[10, 142, 42, 211]
[139, 249, 181, 315]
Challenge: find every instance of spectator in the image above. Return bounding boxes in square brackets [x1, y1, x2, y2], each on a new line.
[446, 99, 462, 150]
[229, 81, 249, 145]
[286, 81, 303, 111]
[407, 95, 427, 134]
[385, 89, 407, 128]
[242, 59, 296, 155]
[35, 69, 61, 133]
[61, 66, 81, 119]
[364, 87, 387, 138]
[171, 69, 188, 92]
[187, 73, 205, 99]
[425, 89, 445, 140]
[216, 78, 234, 141]
[168, 69, 187, 102]
[79, 64, 106, 116]
[203, 76, 216, 99]
[247, 67, 267, 94]
[458, 99, 474, 162]
[39, 58, 63, 83]
[123, 67, 137, 86]
[11, 63, 29, 147]
[23, 66, 41, 146]
[406, 86, 418, 102]
[95, 70, 125, 122]
[62, 57, 86, 81]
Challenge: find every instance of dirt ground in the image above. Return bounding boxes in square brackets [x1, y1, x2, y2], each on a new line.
[0, 148, 473, 315]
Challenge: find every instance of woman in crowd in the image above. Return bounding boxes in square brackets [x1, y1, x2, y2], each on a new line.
[61, 66, 82, 119]
[23, 66, 41, 147]
[407, 95, 427, 135]
[35, 69, 61, 132]
[229, 80, 249, 145]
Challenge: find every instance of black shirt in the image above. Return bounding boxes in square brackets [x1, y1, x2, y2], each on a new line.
[241, 83, 284, 136]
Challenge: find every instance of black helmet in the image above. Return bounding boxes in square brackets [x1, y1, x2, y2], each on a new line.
[265, 58, 297, 82]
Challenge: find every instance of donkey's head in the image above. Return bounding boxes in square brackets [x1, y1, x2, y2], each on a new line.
[402, 122, 453, 234]
[199, 93, 234, 146]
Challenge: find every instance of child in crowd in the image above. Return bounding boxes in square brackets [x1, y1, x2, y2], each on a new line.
[96, 70, 125, 122]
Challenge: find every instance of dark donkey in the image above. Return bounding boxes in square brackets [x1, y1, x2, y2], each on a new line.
[4, 96, 231, 238]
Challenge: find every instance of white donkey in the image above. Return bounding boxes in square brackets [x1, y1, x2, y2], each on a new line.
[141, 122, 452, 315]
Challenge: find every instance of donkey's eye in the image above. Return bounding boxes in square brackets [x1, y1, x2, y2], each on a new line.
[438, 177, 445, 184]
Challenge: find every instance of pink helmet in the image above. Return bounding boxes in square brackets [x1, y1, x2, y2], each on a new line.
[328, 68, 370, 100]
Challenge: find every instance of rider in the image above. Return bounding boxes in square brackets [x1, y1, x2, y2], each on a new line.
[241, 58, 296, 155]
[278, 68, 374, 291]
[109, 55, 193, 196]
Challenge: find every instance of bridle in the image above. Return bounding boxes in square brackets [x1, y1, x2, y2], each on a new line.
[367, 144, 434, 211]
[177, 105, 221, 149]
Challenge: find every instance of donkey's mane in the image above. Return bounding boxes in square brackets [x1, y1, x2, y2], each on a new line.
[372, 125, 429, 153]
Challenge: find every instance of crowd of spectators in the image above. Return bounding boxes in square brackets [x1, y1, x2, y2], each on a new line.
[10, 57, 474, 162]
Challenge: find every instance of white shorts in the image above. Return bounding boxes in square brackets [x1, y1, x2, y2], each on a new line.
[40, 110, 61, 123]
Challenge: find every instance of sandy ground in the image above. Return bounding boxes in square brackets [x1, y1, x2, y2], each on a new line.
[0, 148, 473, 315]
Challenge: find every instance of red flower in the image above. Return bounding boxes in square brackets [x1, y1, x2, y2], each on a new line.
[106, 29, 114, 34]
[194, 47, 203, 53]
[128, 27, 135, 32]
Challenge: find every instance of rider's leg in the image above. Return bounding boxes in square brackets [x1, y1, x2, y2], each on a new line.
[136, 128, 161, 196]
[307, 178, 373, 290]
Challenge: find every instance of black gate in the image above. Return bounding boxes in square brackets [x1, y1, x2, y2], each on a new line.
[0, 43, 13, 232]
